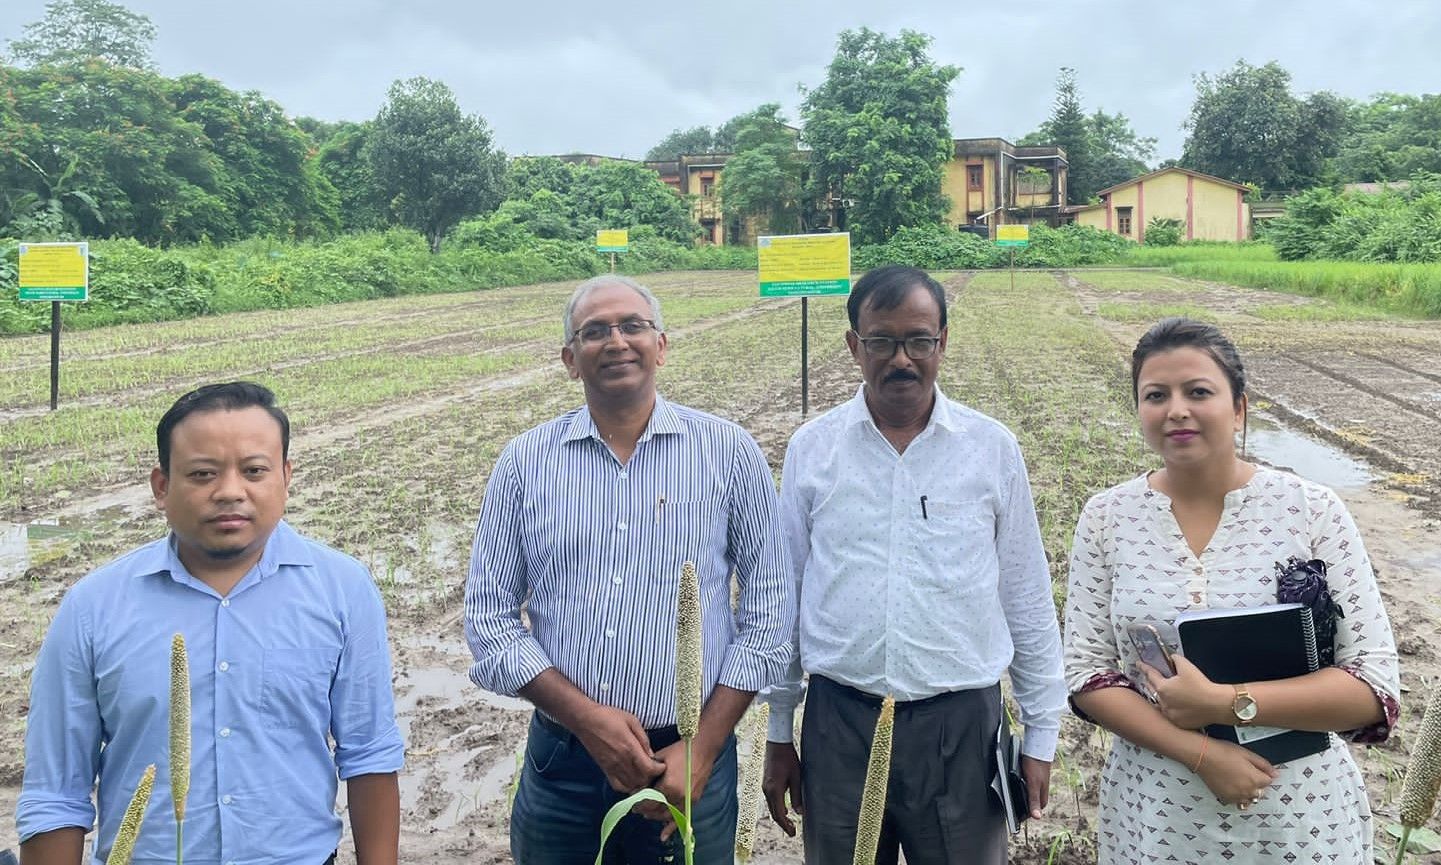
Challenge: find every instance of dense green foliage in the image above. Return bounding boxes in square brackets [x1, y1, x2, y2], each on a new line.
[0, 62, 341, 243]
[853, 224, 1132, 269]
[1181, 61, 1346, 191]
[367, 77, 507, 253]
[801, 29, 959, 244]
[487, 157, 698, 245]
[1267, 175, 1441, 262]
[717, 104, 804, 236]
[1334, 93, 1441, 182]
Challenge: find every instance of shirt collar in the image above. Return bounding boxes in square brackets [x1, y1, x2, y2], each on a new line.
[845, 383, 965, 434]
[561, 393, 685, 445]
[132, 519, 313, 584]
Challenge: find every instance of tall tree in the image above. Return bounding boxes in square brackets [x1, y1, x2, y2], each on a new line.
[6, 0, 157, 69]
[801, 28, 959, 244]
[718, 103, 803, 236]
[1180, 60, 1345, 191]
[312, 121, 389, 232]
[172, 74, 339, 238]
[1086, 109, 1156, 193]
[366, 76, 506, 252]
[1044, 68, 1093, 204]
[1332, 93, 1441, 182]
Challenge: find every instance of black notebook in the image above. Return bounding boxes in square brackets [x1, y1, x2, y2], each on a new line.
[1175, 602, 1330, 764]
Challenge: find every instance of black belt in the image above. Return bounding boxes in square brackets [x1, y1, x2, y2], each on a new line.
[813, 674, 995, 710]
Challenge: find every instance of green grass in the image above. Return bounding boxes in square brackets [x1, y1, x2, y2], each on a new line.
[1120, 242, 1279, 267]
[1247, 301, 1398, 322]
[1174, 260, 1441, 317]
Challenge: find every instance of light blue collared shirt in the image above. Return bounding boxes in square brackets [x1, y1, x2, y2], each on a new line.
[17, 520, 405, 865]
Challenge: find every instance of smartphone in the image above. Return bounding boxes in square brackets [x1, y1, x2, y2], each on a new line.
[1128, 623, 1176, 677]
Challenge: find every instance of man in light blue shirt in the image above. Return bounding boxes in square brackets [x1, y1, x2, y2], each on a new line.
[465, 275, 794, 864]
[18, 382, 404, 865]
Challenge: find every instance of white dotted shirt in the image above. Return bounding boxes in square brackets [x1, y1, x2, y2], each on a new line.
[764, 385, 1066, 760]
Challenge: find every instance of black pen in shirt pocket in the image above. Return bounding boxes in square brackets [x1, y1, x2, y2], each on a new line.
[655, 494, 666, 524]
[920, 495, 928, 520]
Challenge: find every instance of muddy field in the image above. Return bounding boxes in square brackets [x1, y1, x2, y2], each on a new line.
[2, 269, 1439, 863]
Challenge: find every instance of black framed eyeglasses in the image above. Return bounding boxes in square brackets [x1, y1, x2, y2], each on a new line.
[571, 318, 658, 345]
[852, 332, 942, 360]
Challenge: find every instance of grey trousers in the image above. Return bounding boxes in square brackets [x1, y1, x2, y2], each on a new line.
[799, 676, 1008, 865]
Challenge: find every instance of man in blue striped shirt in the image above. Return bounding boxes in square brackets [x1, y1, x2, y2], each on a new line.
[465, 275, 794, 865]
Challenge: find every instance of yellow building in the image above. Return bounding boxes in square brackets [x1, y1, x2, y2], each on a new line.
[644, 153, 731, 244]
[1068, 167, 1251, 243]
[941, 138, 1070, 238]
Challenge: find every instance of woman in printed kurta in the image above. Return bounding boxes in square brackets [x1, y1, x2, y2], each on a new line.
[1062, 318, 1400, 864]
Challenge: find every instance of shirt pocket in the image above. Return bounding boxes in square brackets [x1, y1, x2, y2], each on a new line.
[261, 647, 339, 730]
[910, 498, 995, 590]
[653, 499, 720, 577]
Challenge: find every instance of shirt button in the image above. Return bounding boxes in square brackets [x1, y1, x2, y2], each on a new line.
[618, 471, 629, 480]
[220, 598, 230, 607]
[220, 727, 231, 738]
[605, 628, 616, 638]
[612, 576, 623, 585]
[617, 522, 628, 532]
[218, 661, 230, 672]
[599, 682, 611, 691]
[221, 794, 233, 805]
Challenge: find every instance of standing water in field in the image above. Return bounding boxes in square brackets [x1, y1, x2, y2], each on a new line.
[1246, 411, 1374, 491]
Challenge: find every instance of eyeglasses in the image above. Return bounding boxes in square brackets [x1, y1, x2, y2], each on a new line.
[852, 332, 943, 360]
[571, 318, 658, 345]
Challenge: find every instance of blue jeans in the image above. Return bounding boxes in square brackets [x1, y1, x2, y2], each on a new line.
[511, 713, 738, 865]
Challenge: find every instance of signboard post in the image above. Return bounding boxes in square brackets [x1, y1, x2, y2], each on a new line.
[17, 242, 89, 411]
[995, 225, 1030, 292]
[595, 229, 629, 272]
[757, 233, 851, 417]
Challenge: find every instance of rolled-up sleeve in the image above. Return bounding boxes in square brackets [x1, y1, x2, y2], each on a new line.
[719, 432, 796, 695]
[330, 576, 405, 779]
[995, 443, 1066, 761]
[1309, 487, 1400, 742]
[464, 447, 553, 697]
[17, 590, 101, 843]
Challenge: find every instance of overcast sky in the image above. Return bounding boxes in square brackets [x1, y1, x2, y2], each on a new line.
[4, 0, 1438, 163]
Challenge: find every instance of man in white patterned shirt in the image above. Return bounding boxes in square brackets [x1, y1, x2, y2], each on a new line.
[464, 274, 794, 865]
[762, 265, 1066, 864]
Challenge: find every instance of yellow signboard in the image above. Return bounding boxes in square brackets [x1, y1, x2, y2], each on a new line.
[18, 242, 89, 301]
[596, 229, 629, 252]
[996, 224, 1030, 247]
[757, 233, 851, 297]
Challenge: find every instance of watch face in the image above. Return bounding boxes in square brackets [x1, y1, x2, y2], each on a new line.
[1235, 697, 1259, 721]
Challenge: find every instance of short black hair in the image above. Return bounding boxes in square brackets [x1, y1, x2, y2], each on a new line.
[1131, 317, 1247, 406]
[156, 381, 290, 472]
[846, 265, 948, 332]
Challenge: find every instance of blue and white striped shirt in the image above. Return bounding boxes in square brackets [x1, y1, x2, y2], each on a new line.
[464, 395, 795, 729]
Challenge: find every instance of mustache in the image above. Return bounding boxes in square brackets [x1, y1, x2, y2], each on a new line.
[884, 369, 920, 383]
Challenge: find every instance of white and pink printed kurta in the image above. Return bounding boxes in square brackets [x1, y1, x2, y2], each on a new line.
[1063, 467, 1400, 864]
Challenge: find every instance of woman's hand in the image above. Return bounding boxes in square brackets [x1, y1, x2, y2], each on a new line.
[1194, 737, 1278, 809]
[1143, 655, 1232, 730]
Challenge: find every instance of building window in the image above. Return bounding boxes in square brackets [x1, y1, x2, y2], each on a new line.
[967, 164, 984, 191]
[1117, 206, 1133, 235]
[1017, 170, 1052, 195]
[701, 180, 714, 198]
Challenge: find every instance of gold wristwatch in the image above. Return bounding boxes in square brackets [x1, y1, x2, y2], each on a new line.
[1231, 683, 1258, 725]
